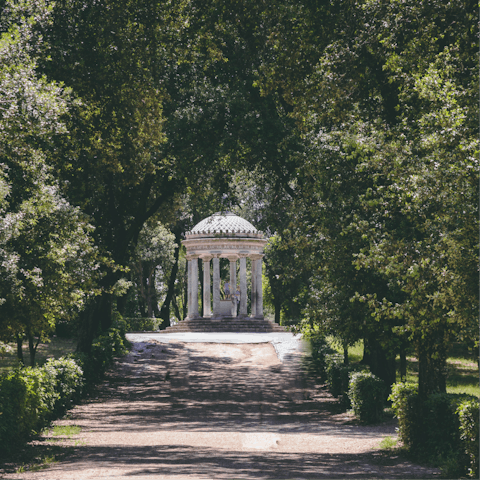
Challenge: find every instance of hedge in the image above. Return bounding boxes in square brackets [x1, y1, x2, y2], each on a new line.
[457, 399, 479, 478]
[0, 357, 84, 456]
[348, 372, 386, 423]
[307, 335, 335, 380]
[123, 317, 162, 332]
[0, 324, 129, 458]
[389, 382, 479, 477]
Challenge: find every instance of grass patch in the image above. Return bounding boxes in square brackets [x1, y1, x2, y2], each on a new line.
[395, 355, 479, 397]
[379, 436, 398, 450]
[16, 455, 57, 473]
[326, 337, 364, 364]
[51, 425, 82, 438]
[0, 337, 76, 375]
[325, 337, 478, 397]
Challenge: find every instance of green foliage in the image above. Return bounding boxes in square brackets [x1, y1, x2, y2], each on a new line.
[51, 425, 82, 437]
[124, 318, 160, 332]
[41, 358, 84, 415]
[457, 399, 479, 478]
[325, 354, 349, 398]
[0, 323, 127, 457]
[73, 324, 130, 386]
[388, 382, 418, 442]
[0, 0, 99, 353]
[324, 354, 369, 408]
[0, 357, 83, 456]
[389, 382, 477, 476]
[89, 329, 128, 381]
[348, 372, 386, 424]
[379, 436, 397, 450]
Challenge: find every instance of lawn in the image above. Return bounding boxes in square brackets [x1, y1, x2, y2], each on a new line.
[327, 337, 479, 398]
[0, 337, 76, 376]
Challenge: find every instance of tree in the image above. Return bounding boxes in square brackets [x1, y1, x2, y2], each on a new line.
[0, 0, 99, 365]
[253, 0, 478, 396]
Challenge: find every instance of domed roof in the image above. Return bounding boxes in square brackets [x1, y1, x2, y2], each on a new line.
[187, 212, 261, 237]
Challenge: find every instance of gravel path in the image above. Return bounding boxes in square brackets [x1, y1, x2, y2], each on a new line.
[2, 333, 440, 479]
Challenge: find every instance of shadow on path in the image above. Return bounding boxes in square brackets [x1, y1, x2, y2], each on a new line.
[1, 341, 440, 479]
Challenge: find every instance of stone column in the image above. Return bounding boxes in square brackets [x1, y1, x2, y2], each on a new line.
[251, 254, 264, 318]
[227, 255, 238, 317]
[186, 255, 192, 318]
[212, 254, 221, 316]
[256, 255, 264, 317]
[239, 254, 248, 316]
[201, 255, 212, 317]
[250, 258, 257, 317]
[188, 254, 199, 318]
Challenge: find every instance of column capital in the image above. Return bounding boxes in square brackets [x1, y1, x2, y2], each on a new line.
[200, 254, 213, 262]
[250, 253, 264, 260]
[238, 251, 250, 258]
[186, 253, 200, 261]
[210, 251, 222, 258]
[225, 254, 239, 262]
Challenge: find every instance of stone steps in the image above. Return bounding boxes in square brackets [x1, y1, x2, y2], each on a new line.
[160, 317, 285, 333]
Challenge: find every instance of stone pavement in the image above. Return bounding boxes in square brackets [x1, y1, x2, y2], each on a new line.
[126, 331, 307, 364]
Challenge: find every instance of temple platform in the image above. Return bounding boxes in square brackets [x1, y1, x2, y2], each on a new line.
[161, 317, 285, 333]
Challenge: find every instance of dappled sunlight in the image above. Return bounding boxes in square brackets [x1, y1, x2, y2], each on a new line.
[1, 341, 440, 479]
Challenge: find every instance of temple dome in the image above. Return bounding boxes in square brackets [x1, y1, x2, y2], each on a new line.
[187, 212, 261, 237]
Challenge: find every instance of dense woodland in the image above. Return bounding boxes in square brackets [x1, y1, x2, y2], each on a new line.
[0, 0, 478, 399]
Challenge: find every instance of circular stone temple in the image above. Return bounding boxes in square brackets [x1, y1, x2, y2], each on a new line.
[183, 212, 267, 320]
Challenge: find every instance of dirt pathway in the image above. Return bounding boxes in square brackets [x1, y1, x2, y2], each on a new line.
[2, 340, 440, 479]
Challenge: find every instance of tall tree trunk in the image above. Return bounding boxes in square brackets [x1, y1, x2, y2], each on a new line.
[274, 301, 281, 324]
[158, 231, 181, 329]
[16, 334, 24, 365]
[27, 332, 40, 367]
[417, 339, 447, 400]
[199, 259, 204, 317]
[363, 335, 396, 392]
[146, 265, 154, 318]
[399, 341, 407, 382]
[343, 342, 349, 365]
[172, 294, 182, 322]
[77, 293, 113, 353]
[182, 258, 188, 319]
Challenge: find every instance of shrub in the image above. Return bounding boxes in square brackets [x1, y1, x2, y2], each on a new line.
[457, 399, 479, 478]
[0, 325, 129, 459]
[324, 354, 369, 408]
[124, 317, 160, 332]
[74, 326, 130, 386]
[308, 335, 335, 379]
[389, 382, 477, 476]
[0, 370, 33, 454]
[388, 382, 419, 449]
[325, 353, 346, 397]
[348, 372, 386, 423]
[41, 357, 84, 415]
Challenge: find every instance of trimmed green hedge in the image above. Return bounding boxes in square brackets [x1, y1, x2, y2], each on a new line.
[389, 385, 461, 457]
[389, 382, 479, 477]
[308, 335, 335, 379]
[457, 399, 479, 478]
[324, 354, 369, 408]
[348, 372, 386, 423]
[0, 357, 84, 456]
[0, 324, 129, 458]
